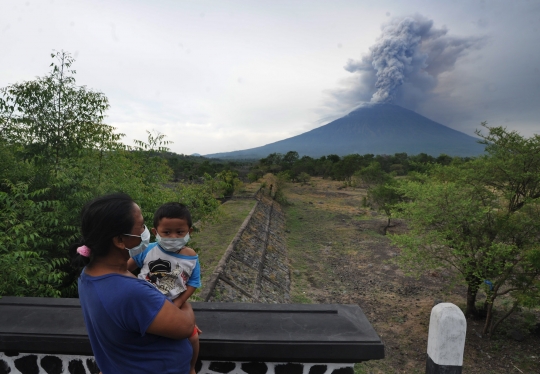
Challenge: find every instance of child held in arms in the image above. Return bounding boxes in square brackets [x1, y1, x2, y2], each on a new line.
[128, 202, 201, 374]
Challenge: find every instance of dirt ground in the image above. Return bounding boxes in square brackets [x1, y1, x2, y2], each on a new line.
[282, 177, 540, 374]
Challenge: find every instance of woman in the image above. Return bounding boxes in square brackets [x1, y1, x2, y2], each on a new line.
[72, 193, 195, 374]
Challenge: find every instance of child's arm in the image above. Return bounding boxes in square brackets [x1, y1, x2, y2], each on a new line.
[172, 286, 197, 308]
[127, 258, 139, 273]
[173, 246, 200, 309]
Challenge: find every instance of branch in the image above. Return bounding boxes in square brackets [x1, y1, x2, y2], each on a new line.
[494, 287, 520, 296]
[489, 301, 518, 336]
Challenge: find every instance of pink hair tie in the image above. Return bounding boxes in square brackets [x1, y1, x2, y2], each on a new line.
[77, 245, 91, 257]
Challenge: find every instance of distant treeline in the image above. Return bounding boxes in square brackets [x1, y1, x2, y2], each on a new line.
[163, 153, 253, 182]
[247, 151, 473, 183]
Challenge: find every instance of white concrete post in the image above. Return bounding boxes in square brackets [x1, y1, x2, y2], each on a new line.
[426, 303, 467, 374]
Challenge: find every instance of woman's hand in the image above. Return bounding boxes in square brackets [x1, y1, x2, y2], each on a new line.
[146, 300, 195, 339]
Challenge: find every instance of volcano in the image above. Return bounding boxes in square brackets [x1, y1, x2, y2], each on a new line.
[204, 103, 485, 159]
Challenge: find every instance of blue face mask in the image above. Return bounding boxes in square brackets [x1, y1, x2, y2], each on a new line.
[156, 233, 190, 252]
[124, 226, 150, 257]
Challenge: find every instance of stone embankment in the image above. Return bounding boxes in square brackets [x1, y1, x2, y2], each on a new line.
[201, 190, 290, 303]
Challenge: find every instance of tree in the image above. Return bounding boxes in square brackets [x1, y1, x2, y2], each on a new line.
[131, 130, 173, 187]
[0, 181, 68, 297]
[0, 51, 224, 298]
[358, 162, 402, 235]
[281, 150, 299, 171]
[252, 152, 282, 175]
[367, 182, 402, 235]
[326, 154, 341, 163]
[355, 161, 390, 187]
[0, 51, 114, 172]
[214, 170, 241, 197]
[297, 172, 311, 185]
[332, 154, 364, 184]
[291, 155, 316, 178]
[0, 51, 123, 282]
[315, 156, 335, 179]
[391, 124, 540, 336]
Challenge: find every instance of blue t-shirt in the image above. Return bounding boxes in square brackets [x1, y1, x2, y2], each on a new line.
[78, 271, 192, 374]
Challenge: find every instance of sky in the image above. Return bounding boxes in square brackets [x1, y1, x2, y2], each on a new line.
[2, 0, 539, 155]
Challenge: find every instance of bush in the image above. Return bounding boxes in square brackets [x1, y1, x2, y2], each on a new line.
[297, 172, 311, 185]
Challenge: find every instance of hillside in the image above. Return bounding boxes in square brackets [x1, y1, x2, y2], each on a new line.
[205, 104, 485, 159]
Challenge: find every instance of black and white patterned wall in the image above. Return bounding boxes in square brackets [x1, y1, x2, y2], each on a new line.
[0, 353, 355, 374]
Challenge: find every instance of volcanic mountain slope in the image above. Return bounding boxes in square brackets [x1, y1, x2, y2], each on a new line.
[205, 103, 485, 159]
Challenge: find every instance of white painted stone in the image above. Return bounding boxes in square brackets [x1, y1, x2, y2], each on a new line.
[426, 302, 467, 366]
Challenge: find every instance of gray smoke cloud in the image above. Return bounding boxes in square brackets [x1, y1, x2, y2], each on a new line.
[323, 14, 485, 118]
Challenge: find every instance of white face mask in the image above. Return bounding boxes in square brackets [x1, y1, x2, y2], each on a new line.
[156, 233, 190, 252]
[125, 226, 150, 257]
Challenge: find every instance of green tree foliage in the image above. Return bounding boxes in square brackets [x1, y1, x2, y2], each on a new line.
[165, 155, 250, 182]
[249, 151, 466, 184]
[368, 182, 402, 236]
[214, 170, 242, 197]
[356, 162, 402, 235]
[331, 154, 366, 184]
[281, 151, 299, 170]
[391, 124, 540, 336]
[273, 171, 291, 205]
[130, 130, 173, 191]
[297, 172, 311, 185]
[0, 51, 222, 298]
[1, 51, 113, 171]
[316, 154, 340, 179]
[291, 156, 316, 178]
[0, 181, 68, 297]
[0, 51, 120, 296]
[259, 152, 284, 174]
[355, 161, 390, 186]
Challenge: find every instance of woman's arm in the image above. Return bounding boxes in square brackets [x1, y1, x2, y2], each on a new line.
[146, 300, 195, 340]
[172, 286, 196, 308]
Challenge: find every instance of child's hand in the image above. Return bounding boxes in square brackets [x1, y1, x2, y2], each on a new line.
[195, 325, 202, 334]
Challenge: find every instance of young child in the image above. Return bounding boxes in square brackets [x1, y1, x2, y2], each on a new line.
[128, 202, 201, 374]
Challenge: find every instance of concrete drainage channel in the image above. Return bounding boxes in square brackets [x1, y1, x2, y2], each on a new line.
[200, 190, 291, 303]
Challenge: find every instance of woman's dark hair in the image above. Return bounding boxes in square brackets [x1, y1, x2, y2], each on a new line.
[71, 193, 136, 268]
[153, 202, 192, 229]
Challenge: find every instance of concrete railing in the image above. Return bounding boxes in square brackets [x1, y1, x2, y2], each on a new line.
[0, 297, 384, 374]
[0, 300, 468, 374]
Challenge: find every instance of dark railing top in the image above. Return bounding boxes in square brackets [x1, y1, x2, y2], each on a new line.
[0, 297, 384, 363]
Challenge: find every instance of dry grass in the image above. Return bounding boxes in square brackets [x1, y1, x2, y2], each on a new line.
[193, 176, 539, 372]
[193, 198, 257, 285]
[282, 177, 540, 374]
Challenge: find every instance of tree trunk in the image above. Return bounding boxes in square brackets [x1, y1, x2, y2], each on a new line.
[465, 283, 480, 318]
[482, 300, 494, 335]
[382, 217, 391, 236]
[488, 302, 518, 336]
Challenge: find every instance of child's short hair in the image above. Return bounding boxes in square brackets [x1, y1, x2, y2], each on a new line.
[153, 202, 192, 228]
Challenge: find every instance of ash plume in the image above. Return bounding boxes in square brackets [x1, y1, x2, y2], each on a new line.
[323, 14, 485, 117]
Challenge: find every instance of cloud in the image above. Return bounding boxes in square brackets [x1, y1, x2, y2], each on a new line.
[324, 14, 485, 116]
